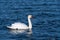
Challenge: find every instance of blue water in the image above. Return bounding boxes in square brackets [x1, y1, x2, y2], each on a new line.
[0, 0, 60, 40]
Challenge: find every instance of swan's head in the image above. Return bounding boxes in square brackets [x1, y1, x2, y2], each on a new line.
[28, 15, 32, 18]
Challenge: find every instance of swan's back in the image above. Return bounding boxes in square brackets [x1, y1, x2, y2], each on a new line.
[12, 22, 28, 27]
[8, 22, 28, 29]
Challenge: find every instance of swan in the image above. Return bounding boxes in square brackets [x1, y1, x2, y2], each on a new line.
[7, 15, 32, 30]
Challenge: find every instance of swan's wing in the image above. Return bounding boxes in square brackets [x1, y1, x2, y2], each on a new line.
[7, 22, 28, 29]
[11, 22, 28, 29]
[12, 22, 28, 27]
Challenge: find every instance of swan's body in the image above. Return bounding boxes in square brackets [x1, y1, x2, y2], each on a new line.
[7, 15, 32, 30]
[7, 22, 28, 29]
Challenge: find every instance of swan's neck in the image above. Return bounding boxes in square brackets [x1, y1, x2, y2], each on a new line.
[28, 18, 32, 29]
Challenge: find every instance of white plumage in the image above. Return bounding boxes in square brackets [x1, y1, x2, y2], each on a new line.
[7, 15, 32, 30]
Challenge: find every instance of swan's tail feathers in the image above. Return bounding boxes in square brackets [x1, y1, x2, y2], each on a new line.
[7, 26, 11, 29]
[7, 26, 16, 30]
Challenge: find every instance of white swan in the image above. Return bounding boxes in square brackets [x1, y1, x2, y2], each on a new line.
[7, 15, 32, 30]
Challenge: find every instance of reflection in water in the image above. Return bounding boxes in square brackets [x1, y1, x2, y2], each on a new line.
[9, 29, 32, 35]
[6, 29, 33, 40]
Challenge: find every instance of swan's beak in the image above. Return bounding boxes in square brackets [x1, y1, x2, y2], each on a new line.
[31, 16, 33, 19]
[31, 16, 32, 18]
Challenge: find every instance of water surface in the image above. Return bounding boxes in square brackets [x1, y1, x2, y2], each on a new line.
[0, 0, 60, 40]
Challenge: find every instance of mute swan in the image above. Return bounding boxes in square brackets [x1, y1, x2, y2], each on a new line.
[7, 15, 32, 30]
